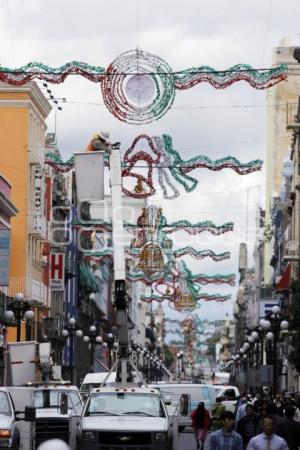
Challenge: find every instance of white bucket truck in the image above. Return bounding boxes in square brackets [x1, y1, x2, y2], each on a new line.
[74, 142, 189, 450]
[6, 341, 83, 449]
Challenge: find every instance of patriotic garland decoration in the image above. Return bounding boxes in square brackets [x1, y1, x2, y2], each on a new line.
[140, 292, 231, 303]
[126, 268, 235, 286]
[0, 49, 287, 124]
[73, 218, 234, 235]
[84, 247, 231, 262]
[46, 134, 263, 199]
[173, 248, 230, 261]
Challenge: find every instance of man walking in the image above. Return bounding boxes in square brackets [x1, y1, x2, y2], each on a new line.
[246, 416, 288, 449]
[210, 411, 243, 450]
[236, 404, 260, 449]
[279, 405, 300, 450]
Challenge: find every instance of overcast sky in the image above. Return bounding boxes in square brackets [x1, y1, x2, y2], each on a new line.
[1, 0, 300, 324]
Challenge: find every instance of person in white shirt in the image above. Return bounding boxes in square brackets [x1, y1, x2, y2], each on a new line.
[246, 416, 289, 450]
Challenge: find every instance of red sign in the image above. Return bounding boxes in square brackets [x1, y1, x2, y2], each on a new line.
[50, 253, 65, 291]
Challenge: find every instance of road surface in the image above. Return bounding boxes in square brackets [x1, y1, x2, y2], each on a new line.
[178, 429, 210, 450]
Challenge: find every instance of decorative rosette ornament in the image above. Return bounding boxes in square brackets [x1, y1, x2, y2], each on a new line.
[101, 49, 176, 124]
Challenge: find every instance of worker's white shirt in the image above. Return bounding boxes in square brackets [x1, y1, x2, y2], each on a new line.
[246, 433, 289, 450]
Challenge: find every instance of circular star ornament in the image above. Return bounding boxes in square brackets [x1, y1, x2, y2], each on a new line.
[101, 49, 176, 124]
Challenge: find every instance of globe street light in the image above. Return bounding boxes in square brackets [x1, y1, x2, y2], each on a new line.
[61, 317, 83, 384]
[5, 293, 34, 342]
[82, 325, 103, 372]
[266, 307, 289, 395]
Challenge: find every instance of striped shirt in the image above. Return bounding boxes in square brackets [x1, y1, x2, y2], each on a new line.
[210, 429, 243, 450]
[246, 433, 289, 449]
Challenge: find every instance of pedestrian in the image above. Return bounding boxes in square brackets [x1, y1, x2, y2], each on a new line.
[236, 403, 260, 449]
[273, 394, 284, 417]
[257, 403, 285, 435]
[236, 397, 249, 426]
[246, 415, 289, 449]
[211, 397, 226, 431]
[210, 411, 243, 450]
[278, 405, 300, 450]
[191, 401, 211, 450]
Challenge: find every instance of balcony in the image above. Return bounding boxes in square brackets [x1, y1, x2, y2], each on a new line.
[7, 278, 50, 307]
[286, 101, 300, 130]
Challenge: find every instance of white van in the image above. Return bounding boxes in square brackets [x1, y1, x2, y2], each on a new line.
[80, 372, 117, 393]
[212, 385, 240, 414]
[151, 383, 216, 431]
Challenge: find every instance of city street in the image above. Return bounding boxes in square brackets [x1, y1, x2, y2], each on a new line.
[0, 4, 300, 450]
[178, 430, 210, 450]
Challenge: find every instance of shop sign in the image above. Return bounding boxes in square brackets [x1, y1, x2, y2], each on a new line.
[0, 230, 10, 286]
[50, 253, 65, 291]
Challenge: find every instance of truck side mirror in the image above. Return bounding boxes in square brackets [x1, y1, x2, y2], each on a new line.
[164, 396, 172, 406]
[59, 392, 69, 415]
[179, 394, 189, 416]
[24, 406, 36, 422]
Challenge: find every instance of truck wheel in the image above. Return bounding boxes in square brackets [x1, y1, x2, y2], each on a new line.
[179, 425, 185, 432]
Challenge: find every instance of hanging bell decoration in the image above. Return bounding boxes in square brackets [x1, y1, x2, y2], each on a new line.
[174, 292, 195, 311]
[136, 242, 165, 275]
[134, 178, 144, 194]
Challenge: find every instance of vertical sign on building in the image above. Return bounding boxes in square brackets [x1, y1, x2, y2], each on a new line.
[50, 253, 65, 291]
[0, 230, 11, 286]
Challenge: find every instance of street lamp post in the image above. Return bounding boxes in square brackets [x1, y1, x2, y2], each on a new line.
[61, 317, 83, 384]
[5, 293, 34, 342]
[107, 332, 114, 369]
[83, 325, 103, 372]
[266, 306, 289, 395]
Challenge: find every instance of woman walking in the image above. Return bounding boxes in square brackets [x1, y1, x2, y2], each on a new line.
[191, 402, 211, 450]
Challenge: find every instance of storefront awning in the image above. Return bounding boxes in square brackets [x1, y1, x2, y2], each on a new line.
[275, 264, 291, 291]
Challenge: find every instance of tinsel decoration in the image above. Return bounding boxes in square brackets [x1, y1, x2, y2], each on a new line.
[101, 50, 176, 124]
[73, 219, 233, 236]
[82, 247, 230, 262]
[46, 133, 263, 199]
[0, 50, 287, 124]
[174, 63, 287, 91]
[173, 248, 230, 261]
[141, 292, 231, 303]
[126, 269, 235, 286]
[0, 61, 106, 84]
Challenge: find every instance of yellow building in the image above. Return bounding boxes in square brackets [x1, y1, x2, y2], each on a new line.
[264, 41, 300, 283]
[0, 82, 52, 340]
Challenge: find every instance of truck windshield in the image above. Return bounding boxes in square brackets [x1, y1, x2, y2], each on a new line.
[85, 393, 165, 418]
[33, 390, 82, 414]
[0, 392, 12, 416]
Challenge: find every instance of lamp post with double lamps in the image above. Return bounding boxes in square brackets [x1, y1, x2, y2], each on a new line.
[5, 293, 34, 342]
[263, 306, 289, 395]
[61, 317, 83, 384]
[83, 325, 103, 372]
[106, 332, 114, 369]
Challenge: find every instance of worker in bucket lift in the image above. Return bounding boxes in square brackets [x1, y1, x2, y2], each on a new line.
[37, 439, 70, 450]
[86, 130, 111, 152]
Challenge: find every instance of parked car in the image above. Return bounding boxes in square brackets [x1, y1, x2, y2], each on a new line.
[0, 388, 20, 449]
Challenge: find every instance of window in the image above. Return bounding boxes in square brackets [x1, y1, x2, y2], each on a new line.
[0, 392, 12, 416]
[224, 389, 237, 401]
[85, 393, 165, 418]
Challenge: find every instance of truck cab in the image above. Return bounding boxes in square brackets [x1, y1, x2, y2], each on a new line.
[31, 383, 83, 448]
[77, 386, 172, 450]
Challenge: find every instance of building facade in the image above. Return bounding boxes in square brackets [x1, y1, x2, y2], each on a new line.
[0, 82, 52, 340]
